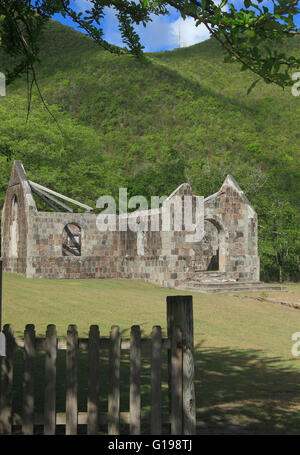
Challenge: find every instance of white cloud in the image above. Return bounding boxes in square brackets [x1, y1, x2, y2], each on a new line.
[74, 2, 211, 51]
[74, 0, 92, 10]
[136, 14, 179, 51]
[169, 17, 210, 48]
[104, 9, 210, 52]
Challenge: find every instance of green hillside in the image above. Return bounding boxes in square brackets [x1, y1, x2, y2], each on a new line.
[0, 20, 299, 281]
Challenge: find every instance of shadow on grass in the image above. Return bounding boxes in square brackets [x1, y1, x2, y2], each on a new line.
[7, 338, 300, 434]
[194, 344, 300, 434]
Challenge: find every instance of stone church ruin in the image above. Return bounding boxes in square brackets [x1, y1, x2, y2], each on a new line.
[1, 161, 279, 292]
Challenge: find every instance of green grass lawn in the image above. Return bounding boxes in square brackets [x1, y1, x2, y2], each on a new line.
[2, 273, 300, 434]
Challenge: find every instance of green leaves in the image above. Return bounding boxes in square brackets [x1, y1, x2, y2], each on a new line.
[1, 0, 300, 89]
[247, 78, 260, 94]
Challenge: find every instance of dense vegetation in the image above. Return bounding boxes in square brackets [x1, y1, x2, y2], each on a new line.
[0, 21, 299, 281]
[2, 1, 300, 88]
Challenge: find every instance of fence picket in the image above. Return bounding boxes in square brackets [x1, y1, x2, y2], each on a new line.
[181, 300, 196, 435]
[151, 325, 162, 435]
[66, 324, 78, 435]
[0, 324, 15, 434]
[108, 326, 121, 434]
[167, 295, 196, 435]
[130, 325, 141, 435]
[44, 324, 57, 435]
[87, 325, 100, 435]
[22, 324, 35, 435]
[0, 295, 195, 435]
[108, 325, 120, 435]
[171, 326, 183, 435]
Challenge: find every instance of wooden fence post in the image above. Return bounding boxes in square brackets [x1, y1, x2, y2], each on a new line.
[0, 260, 2, 332]
[170, 326, 183, 434]
[66, 324, 78, 435]
[87, 325, 100, 435]
[22, 324, 35, 435]
[44, 324, 57, 435]
[130, 325, 141, 435]
[0, 324, 15, 434]
[167, 295, 196, 435]
[108, 325, 120, 435]
[151, 325, 162, 435]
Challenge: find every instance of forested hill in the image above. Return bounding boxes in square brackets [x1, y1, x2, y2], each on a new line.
[0, 20, 299, 281]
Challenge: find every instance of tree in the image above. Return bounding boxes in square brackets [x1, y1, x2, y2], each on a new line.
[0, 0, 300, 91]
[258, 199, 300, 282]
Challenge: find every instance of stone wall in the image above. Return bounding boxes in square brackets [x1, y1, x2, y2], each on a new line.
[1, 161, 260, 286]
[203, 177, 259, 281]
[1, 163, 31, 275]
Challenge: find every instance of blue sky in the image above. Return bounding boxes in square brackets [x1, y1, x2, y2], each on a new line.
[53, 0, 213, 52]
[52, 0, 300, 53]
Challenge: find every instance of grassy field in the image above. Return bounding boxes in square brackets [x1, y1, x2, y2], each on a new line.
[2, 273, 300, 434]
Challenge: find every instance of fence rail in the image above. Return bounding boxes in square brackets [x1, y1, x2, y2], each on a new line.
[0, 295, 195, 435]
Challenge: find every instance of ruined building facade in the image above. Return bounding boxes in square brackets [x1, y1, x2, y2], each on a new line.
[1, 161, 261, 290]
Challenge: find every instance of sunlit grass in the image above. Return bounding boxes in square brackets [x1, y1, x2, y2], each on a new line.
[3, 272, 300, 433]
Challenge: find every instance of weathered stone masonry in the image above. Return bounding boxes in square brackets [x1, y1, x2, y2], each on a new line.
[1, 161, 260, 288]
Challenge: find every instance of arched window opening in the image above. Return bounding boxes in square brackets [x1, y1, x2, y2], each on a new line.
[62, 224, 81, 256]
[207, 247, 219, 271]
[191, 218, 226, 272]
[199, 220, 219, 271]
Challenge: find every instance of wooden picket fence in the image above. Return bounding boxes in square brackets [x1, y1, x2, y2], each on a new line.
[0, 295, 196, 435]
